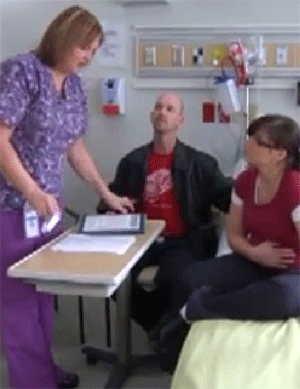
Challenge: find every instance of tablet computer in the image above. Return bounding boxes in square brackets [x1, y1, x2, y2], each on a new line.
[79, 213, 145, 235]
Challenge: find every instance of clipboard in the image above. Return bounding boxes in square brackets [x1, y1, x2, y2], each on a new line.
[79, 213, 145, 235]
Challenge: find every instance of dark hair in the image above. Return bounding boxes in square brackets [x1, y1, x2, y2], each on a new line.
[247, 114, 300, 169]
[36, 5, 103, 67]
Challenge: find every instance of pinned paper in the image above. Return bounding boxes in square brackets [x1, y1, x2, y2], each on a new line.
[212, 44, 227, 66]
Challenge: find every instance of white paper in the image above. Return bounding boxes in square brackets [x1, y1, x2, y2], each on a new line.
[96, 22, 127, 67]
[51, 234, 136, 255]
[83, 214, 140, 233]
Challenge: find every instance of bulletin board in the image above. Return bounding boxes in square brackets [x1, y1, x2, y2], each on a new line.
[133, 25, 300, 88]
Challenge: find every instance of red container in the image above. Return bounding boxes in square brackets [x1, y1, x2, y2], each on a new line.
[202, 101, 215, 123]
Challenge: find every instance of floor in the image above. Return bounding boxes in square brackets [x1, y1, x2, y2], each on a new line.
[0, 296, 172, 389]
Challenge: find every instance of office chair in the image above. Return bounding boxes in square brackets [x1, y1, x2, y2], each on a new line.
[103, 208, 222, 348]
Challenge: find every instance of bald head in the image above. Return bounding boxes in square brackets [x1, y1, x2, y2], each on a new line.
[155, 92, 184, 115]
[151, 92, 185, 134]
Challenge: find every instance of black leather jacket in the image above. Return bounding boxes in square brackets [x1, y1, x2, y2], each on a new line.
[108, 140, 232, 259]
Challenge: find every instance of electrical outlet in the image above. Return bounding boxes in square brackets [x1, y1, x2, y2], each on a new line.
[172, 45, 184, 66]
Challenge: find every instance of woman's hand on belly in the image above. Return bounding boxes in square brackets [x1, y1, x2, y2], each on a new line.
[251, 241, 296, 269]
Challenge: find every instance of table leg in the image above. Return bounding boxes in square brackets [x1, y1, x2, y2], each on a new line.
[104, 274, 132, 388]
[82, 273, 161, 388]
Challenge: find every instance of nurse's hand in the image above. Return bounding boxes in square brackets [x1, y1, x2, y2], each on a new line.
[103, 191, 135, 214]
[27, 188, 60, 217]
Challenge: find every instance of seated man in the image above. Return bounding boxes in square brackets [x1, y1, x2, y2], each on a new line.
[98, 92, 232, 335]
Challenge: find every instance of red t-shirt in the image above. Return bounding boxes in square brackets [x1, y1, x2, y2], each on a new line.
[136, 149, 187, 237]
[234, 168, 300, 269]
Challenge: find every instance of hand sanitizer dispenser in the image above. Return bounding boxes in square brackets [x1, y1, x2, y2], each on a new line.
[102, 77, 125, 115]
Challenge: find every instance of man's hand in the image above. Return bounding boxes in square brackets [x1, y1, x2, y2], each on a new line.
[26, 188, 60, 217]
[251, 241, 295, 269]
[103, 191, 135, 214]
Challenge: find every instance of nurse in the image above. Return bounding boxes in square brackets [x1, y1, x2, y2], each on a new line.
[0, 5, 133, 389]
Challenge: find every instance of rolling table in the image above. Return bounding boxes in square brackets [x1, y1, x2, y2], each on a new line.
[8, 219, 165, 388]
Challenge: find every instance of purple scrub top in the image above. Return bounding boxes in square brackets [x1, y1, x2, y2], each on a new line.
[0, 52, 88, 210]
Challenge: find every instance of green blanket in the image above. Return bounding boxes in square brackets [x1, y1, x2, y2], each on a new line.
[171, 318, 300, 389]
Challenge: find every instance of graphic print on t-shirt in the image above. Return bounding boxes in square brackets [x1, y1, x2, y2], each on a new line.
[144, 168, 173, 205]
[138, 149, 187, 237]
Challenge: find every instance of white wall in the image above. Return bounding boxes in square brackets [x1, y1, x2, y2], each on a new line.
[1, 0, 300, 214]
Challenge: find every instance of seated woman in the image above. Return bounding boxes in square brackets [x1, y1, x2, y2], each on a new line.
[157, 114, 300, 372]
[185, 114, 299, 321]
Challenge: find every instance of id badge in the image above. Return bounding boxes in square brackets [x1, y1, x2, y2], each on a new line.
[23, 201, 40, 238]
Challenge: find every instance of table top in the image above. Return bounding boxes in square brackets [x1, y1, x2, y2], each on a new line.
[7, 220, 165, 287]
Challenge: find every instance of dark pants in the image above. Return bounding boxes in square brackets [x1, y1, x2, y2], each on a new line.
[184, 253, 300, 321]
[129, 237, 197, 331]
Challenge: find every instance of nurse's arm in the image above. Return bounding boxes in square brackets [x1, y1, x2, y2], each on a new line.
[0, 120, 58, 216]
[67, 138, 134, 213]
